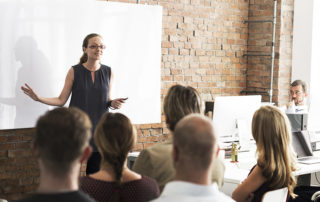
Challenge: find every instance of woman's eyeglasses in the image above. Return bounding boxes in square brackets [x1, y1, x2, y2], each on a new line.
[88, 45, 106, 50]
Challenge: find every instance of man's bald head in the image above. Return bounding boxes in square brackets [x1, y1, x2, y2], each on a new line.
[173, 114, 217, 171]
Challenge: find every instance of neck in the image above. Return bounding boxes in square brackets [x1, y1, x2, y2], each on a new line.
[93, 160, 129, 181]
[174, 166, 211, 185]
[37, 161, 80, 193]
[296, 101, 305, 106]
[83, 59, 100, 71]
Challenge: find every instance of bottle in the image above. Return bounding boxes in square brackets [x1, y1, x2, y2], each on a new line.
[231, 142, 239, 162]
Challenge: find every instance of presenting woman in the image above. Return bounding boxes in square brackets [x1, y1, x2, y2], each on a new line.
[21, 33, 126, 174]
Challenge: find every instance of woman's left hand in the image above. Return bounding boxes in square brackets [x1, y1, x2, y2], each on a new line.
[111, 98, 127, 109]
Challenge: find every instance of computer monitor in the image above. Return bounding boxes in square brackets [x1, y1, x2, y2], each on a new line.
[292, 131, 313, 157]
[213, 95, 261, 144]
[286, 114, 308, 132]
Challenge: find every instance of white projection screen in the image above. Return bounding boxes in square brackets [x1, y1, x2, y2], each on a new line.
[0, 0, 162, 129]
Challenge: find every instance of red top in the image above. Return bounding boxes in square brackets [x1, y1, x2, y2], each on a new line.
[80, 175, 160, 202]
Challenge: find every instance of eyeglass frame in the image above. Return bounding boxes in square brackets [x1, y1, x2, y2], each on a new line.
[88, 45, 106, 50]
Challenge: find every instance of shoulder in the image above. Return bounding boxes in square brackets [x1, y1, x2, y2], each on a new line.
[247, 165, 265, 180]
[79, 176, 99, 190]
[140, 175, 159, 185]
[128, 176, 160, 197]
[72, 64, 82, 70]
[133, 175, 160, 190]
[73, 191, 96, 202]
[133, 142, 174, 191]
[100, 64, 111, 71]
[135, 143, 172, 164]
[246, 164, 267, 186]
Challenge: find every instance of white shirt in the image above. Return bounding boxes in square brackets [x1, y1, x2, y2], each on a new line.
[152, 181, 234, 202]
[285, 104, 308, 114]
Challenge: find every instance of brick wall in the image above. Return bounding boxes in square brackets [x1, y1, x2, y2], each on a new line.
[0, 129, 38, 200]
[0, 0, 294, 199]
[277, 0, 294, 106]
[245, 0, 293, 105]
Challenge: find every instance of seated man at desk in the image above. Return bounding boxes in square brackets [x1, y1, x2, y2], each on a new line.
[285, 80, 308, 114]
[132, 84, 225, 191]
[153, 114, 233, 202]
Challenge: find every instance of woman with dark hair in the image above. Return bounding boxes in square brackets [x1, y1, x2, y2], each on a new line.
[80, 112, 160, 202]
[21, 33, 126, 174]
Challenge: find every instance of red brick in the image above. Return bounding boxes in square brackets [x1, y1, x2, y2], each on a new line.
[133, 143, 143, 151]
[15, 143, 32, 150]
[0, 143, 15, 151]
[7, 135, 22, 142]
[162, 41, 173, 48]
[0, 136, 7, 143]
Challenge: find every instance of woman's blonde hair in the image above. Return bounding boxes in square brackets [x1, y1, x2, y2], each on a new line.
[252, 105, 297, 198]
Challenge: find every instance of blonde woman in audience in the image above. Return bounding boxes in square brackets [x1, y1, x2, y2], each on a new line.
[132, 84, 225, 191]
[232, 106, 297, 202]
[80, 112, 160, 202]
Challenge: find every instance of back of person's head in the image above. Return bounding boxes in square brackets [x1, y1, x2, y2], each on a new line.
[252, 105, 297, 198]
[173, 114, 216, 172]
[94, 112, 135, 196]
[35, 107, 91, 177]
[163, 84, 201, 131]
[291, 79, 307, 93]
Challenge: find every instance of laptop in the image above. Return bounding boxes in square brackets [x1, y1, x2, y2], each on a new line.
[292, 131, 320, 164]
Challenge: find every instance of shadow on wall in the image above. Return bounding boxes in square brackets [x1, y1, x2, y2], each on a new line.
[0, 36, 54, 128]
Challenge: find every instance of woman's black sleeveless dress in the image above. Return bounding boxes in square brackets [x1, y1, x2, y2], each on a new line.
[69, 63, 111, 174]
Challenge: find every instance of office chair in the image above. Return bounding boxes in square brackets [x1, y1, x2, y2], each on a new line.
[262, 187, 288, 202]
[312, 191, 320, 202]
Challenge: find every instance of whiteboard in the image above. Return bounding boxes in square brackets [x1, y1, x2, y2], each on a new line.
[0, 0, 162, 129]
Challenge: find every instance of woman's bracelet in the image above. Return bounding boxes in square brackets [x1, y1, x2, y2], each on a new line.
[107, 100, 116, 110]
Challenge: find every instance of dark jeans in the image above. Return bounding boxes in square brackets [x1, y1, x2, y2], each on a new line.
[86, 152, 101, 175]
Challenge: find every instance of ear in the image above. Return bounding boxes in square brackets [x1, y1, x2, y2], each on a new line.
[172, 145, 179, 163]
[80, 146, 92, 163]
[215, 145, 220, 158]
[33, 142, 39, 157]
[305, 92, 309, 97]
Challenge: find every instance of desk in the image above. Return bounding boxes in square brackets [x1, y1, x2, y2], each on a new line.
[221, 151, 320, 196]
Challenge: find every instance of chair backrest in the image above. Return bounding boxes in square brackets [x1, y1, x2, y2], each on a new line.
[262, 187, 288, 202]
[312, 190, 320, 202]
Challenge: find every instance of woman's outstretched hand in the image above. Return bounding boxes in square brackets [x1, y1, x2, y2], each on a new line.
[111, 98, 127, 109]
[21, 83, 40, 102]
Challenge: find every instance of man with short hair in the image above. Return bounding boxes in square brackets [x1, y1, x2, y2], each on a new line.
[13, 107, 94, 202]
[286, 80, 308, 114]
[152, 114, 234, 202]
[132, 85, 225, 192]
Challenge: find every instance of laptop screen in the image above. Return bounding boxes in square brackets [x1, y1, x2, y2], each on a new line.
[292, 131, 313, 158]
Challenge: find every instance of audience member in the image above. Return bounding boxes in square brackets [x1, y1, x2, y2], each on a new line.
[232, 106, 297, 202]
[286, 80, 308, 114]
[132, 84, 225, 191]
[80, 112, 160, 202]
[13, 107, 94, 202]
[152, 114, 234, 202]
